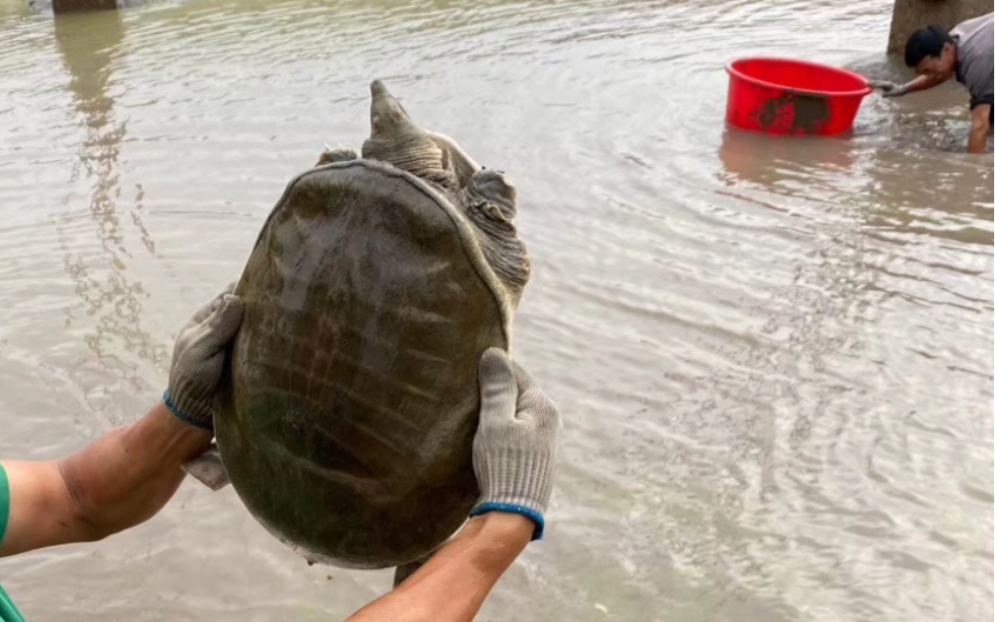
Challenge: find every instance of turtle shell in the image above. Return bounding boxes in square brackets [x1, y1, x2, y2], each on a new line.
[215, 160, 515, 569]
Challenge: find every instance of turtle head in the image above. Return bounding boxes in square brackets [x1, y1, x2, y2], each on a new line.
[369, 80, 421, 140]
[363, 80, 450, 185]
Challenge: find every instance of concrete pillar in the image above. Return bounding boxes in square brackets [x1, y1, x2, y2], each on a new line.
[52, 0, 117, 13]
[889, 0, 990, 53]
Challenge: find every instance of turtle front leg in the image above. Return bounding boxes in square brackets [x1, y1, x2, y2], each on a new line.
[460, 169, 529, 301]
[393, 552, 434, 587]
[315, 144, 359, 167]
[182, 444, 231, 491]
[466, 169, 517, 222]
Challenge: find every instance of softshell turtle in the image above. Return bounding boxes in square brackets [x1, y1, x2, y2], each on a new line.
[206, 80, 530, 570]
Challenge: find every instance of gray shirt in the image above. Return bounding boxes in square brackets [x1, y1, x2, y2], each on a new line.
[952, 13, 993, 109]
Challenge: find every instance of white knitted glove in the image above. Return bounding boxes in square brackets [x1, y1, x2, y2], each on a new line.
[870, 80, 911, 98]
[164, 285, 243, 431]
[469, 348, 559, 540]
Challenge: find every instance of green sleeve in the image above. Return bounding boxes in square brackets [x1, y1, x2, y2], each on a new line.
[0, 583, 25, 622]
[0, 462, 8, 545]
[0, 463, 27, 621]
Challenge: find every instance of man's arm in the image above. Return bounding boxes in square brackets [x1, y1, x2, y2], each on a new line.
[967, 104, 991, 154]
[346, 513, 533, 622]
[0, 404, 211, 555]
[871, 74, 944, 98]
[903, 74, 945, 94]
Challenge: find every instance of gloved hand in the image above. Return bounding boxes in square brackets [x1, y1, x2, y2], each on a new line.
[469, 348, 559, 540]
[164, 284, 244, 431]
[870, 80, 911, 98]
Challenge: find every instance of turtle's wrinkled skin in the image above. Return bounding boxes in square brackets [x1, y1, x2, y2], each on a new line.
[213, 81, 529, 569]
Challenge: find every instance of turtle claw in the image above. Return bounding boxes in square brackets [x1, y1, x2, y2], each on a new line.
[182, 444, 231, 491]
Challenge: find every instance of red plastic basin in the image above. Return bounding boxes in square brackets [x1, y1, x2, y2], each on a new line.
[725, 58, 871, 136]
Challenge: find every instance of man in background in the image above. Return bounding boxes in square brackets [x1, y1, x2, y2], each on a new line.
[873, 13, 993, 153]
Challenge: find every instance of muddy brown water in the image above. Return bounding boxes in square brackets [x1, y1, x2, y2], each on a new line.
[0, 0, 992, 620]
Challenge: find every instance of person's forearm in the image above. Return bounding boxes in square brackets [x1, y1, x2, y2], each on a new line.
[967, 105, 991, 154]
[0, 403, 211, 556]
[346, 513, 534, 622]
[59, 402, 212, 541]
[968, 126, 988, 153]
[904, 74, 939, 94]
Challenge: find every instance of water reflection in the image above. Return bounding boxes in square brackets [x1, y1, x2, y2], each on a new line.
[54, 10, 165, 398]
[717, 127, 858, 194]
[717, 124, 993, 241]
